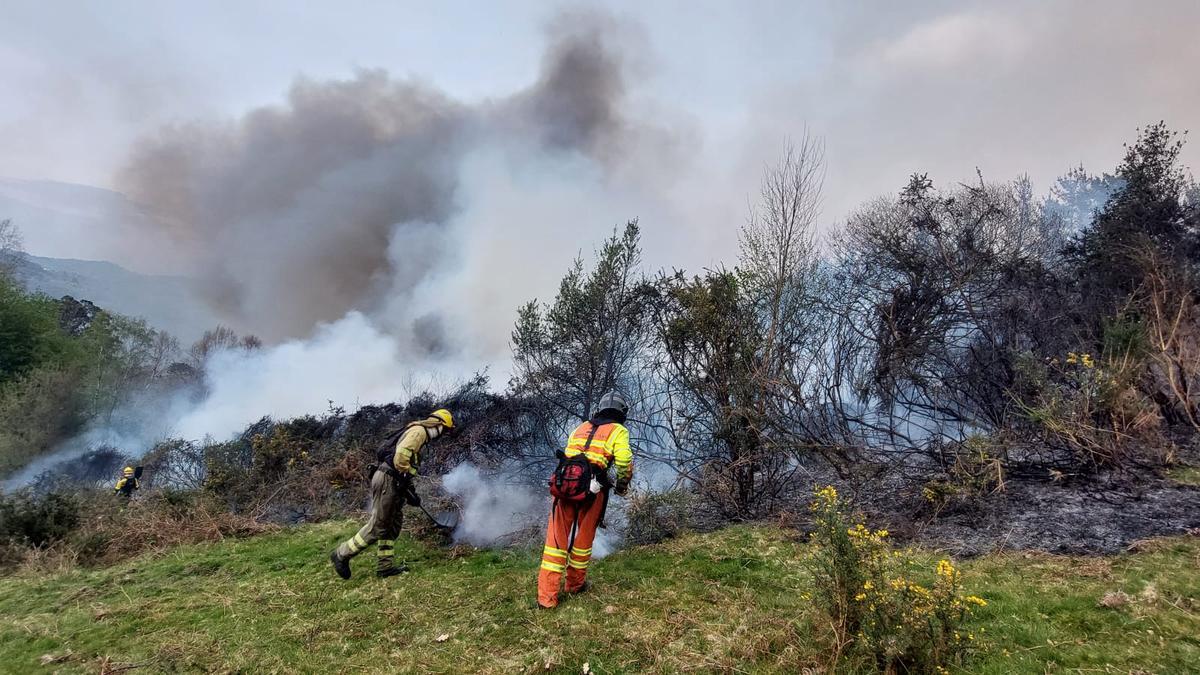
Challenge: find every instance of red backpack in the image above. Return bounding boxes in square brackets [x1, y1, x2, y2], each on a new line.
[549, 424, 598, 502]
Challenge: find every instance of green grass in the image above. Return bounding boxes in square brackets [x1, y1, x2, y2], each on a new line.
[1167, 464, 1200, 486]
[0, 524, 1196, 673]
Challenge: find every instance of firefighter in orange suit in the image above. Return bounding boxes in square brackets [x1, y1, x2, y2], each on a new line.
[538, 392, 633, 608]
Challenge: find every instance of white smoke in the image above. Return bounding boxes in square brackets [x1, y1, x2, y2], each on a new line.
[175, 311, 481, 442]
[2, 428, 146, 491]
[442, 463, 540, 546]
[442, 462, 617, 557]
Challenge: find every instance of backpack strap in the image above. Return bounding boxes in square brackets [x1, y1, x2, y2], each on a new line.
[580, 422, 600, 454]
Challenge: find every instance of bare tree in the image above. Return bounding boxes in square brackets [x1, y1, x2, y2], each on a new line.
[646, 137, 832, 517]
[189, 325, 262, 368]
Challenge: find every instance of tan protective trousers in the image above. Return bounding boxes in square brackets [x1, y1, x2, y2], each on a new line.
[334, 469, 405, 572]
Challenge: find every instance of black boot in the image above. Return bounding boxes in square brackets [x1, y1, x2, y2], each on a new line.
[376, 562, 409, 578]
[330, 551, 351, 580]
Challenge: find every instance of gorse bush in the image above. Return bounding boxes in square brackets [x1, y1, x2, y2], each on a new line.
[808, 486, 985, 673]
[1014, 346, 1164, 470]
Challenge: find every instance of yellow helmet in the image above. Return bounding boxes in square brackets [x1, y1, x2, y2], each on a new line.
[123, 466, 134, 477]
[429, 408, 454, 429]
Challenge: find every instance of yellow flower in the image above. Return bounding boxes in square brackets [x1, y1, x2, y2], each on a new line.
[1066, 352, 1078, 365]
[854, 592, 866, 601]
[847, 523, 870, 538]
[863, 580, 874, 590]
[936, 559, 957, 579]
[1081, 353, 1095, 368]
[811, 485, 838, 511]
[965, 595, 988, 607]
[874, 529, 889, 538]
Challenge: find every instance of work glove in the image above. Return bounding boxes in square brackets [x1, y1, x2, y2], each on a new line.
[614, 479, 629, 497]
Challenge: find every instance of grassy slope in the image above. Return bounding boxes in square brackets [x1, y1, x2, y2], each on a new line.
[0, 523, 1196, 674]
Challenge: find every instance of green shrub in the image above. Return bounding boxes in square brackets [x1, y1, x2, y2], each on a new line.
[0, 277, 75, 386]
[922, 434, 1006, 515]
[0, 367, 86, 476]
[0, 490, 81, 547]
[808, 486, 985, 673]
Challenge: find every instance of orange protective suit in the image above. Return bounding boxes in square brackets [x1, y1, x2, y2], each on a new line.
[537, 493, 606, 607]
[537, 420, 633, 608]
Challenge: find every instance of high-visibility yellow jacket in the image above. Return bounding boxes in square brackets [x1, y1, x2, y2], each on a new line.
[113, 477, 139, 495]
[392, 420, 440, 476]
[564, 421, 633, 483]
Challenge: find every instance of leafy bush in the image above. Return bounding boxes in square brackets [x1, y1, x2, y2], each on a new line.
[920, 434, 1009, 516]
[0, 367, 85, 476]
[0, 490, 81, 548]
[808, 486, 985, 673]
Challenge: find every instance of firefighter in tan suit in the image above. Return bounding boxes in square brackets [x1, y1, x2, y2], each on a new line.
[330, 409, 453, 579]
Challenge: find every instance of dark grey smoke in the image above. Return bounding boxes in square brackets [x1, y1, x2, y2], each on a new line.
[526, 12, 626, 153]
[117, 13, 634, 344]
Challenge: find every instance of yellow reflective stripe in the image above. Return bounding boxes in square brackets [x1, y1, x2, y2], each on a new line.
[540, 560, 566, 573]
[543, 545, 567, 556]
[563, 450, 612, 467]
[346, 539, 363, 554]
[353, 533, 368, 547]
[567, 558, 589, 569]
[378, 539, 395, 547]
[570, 547, 592, 556]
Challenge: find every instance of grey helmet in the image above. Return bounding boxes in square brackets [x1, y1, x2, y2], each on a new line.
[594, 391, 630, 418]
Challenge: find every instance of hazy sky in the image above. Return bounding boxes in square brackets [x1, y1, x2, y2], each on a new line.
[2, 0, 1198, 261]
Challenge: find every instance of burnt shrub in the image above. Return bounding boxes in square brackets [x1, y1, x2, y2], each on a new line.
[624, 488, 696, 545]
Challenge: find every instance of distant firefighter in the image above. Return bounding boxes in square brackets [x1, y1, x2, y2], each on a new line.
[113, 466, 140, 498]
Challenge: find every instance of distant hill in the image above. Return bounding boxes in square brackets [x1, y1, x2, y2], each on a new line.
[5, 252, 217, 344]
[0, 177, 217, 342]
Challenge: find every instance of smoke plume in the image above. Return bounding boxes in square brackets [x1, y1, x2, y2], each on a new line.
[117, 11, 650, 353]
[443, 462, 615, 556]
